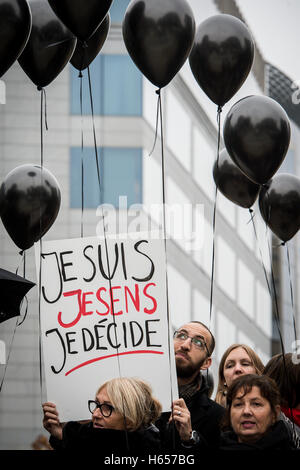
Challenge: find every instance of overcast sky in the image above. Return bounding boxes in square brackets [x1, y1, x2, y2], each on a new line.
[236, 0, 300, 82]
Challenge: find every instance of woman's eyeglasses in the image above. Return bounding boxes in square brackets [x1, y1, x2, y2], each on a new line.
[88, 400, 114, 417]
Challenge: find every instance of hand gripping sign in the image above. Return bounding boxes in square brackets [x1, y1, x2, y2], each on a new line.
[35, 233, 178, 421]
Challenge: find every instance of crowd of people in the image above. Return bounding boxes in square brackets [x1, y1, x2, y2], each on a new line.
[42, 321, 300, 453]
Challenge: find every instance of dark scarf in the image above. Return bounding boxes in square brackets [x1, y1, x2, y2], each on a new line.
[178, 374, 202, 407]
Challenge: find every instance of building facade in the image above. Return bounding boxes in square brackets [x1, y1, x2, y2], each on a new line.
[0, 0, 277, 449]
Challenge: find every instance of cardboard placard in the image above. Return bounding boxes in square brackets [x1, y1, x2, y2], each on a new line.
[35, 233, 178, 421]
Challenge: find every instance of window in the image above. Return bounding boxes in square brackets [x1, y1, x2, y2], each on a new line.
[70, 147, 143, 208]
[71, 54, 142, 116]
[110, 0, 131, 23]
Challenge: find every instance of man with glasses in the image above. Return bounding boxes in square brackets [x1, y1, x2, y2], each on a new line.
[156, 321, 224, 450]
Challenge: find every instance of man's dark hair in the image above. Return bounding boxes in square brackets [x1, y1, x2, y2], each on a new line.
[190, 321, 215, 356]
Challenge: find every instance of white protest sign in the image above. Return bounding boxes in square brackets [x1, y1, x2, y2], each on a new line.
[35, 233, 178, 421]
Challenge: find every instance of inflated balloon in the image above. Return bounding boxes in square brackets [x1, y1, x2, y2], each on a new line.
[122, 0, 195, 89]
[18, 0, 77, 88]
[213, 148, 260, 209]
[189, 14, 254, 107]
[0, 268, 35, 324]
[0, 164, 61, 250]
[0, 0, 32, 77]
[223, 95, 291, 185]
[70, 14, 110, 71]
[259, 173, 300, 242]
[48, 0, 113, 42]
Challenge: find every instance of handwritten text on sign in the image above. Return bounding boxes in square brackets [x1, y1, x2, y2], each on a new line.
[36, 234, 177, 421]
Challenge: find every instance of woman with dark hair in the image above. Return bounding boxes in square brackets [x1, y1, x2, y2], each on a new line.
[264, 353, 300, 447]
[219, 374, 297, 450]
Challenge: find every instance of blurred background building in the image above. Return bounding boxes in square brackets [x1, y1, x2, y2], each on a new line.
[0, 0, 298, 449]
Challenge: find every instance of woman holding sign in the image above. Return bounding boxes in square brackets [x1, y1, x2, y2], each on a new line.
[42, 377, 162, 455]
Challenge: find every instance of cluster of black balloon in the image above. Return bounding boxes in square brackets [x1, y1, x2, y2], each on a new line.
[0, 0, 113, 253]
[214, 94, 300, 244]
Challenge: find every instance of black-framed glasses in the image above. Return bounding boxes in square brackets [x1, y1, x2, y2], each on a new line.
[88, 400, 114, 417]
[173, 330, 210, 356]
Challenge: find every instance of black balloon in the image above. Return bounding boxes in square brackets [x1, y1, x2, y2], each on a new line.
[223, 95, 291, 185]
[0, 164, 61, 251]
[0, 268, 35, 324]
[18, 0, 77, 88]
[213, 148, 260, 208]
[48, 0, 113, 42]
[189, 14, 254, 107]
[122, 0, 195, 89]
[0, 0, 32, 78]
[259, 173, 300, 242]
[70, 14, 110, 71]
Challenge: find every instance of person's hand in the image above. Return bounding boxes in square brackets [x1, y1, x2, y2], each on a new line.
[42, 402, 63, 440]
[169, 398, 192, 442]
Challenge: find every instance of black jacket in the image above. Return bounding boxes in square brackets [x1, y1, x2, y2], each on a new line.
[219, 420, 298, 451]
[156, 377, 225, 452]
[49, 421, 161, 454]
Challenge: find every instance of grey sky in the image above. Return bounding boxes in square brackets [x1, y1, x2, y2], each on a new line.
[236, 0, 300, 82]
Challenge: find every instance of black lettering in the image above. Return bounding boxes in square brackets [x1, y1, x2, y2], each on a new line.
[132, 240, 155, 282]
[97, 243, 119, 280]
[66, 331, 78, 354]
[145, 319, 161, 347]
[94, 319, 108, 350]
[41, 252, 63, 303]
[82, 328, 95, 351]
[83, 245, 96, 282]
[60, 251, 77, 282]
[130, 321, 144, 347]
[107, 323, 121, 349]
[45, 328, 66, 374]
[120, 243, 127, 280]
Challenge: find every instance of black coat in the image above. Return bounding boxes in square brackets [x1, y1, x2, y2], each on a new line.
[49, 421, 161, 455]
[156, 377, 225, 452]
[219, 420, 298, 451]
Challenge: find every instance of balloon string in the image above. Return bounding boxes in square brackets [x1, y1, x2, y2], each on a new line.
[17, 251, 29, 327]
[285, 244, 298, 343]
[86, 65, 128, 445]
[79, 72, 84, 238]
[156, 88, 175, 449]
[266, 236, 286, 356]
[38, 86, 46, 404]
[209, 106, 222, 329]
[148, 90, 161, 157]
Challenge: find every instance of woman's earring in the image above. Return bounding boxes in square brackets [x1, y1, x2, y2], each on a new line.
[223, 383, 227, 396]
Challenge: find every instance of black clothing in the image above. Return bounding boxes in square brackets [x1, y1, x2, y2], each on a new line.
[49, 421, 161, 454]
[156, 375, 225, 451]
[219, 420, 297, 451]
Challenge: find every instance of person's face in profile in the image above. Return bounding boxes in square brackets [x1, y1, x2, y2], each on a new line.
[91, 386, 125, 430]
[230, 386, 279, 443]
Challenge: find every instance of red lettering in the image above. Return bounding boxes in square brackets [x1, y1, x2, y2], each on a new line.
[143, 283, 157, 314]
[110, 286, 123, 316]
[96, 287, 110, 316]
[82, 292, 94, 316]
[124, 284, 140, 313]
[58, 289, 82, 328]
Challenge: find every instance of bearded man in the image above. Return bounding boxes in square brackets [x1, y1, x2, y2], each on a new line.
[156, 321, 225, 450]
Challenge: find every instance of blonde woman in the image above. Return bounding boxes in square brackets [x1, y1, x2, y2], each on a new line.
[215, 344, 264, 407]
[42, 377, 162, 453]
